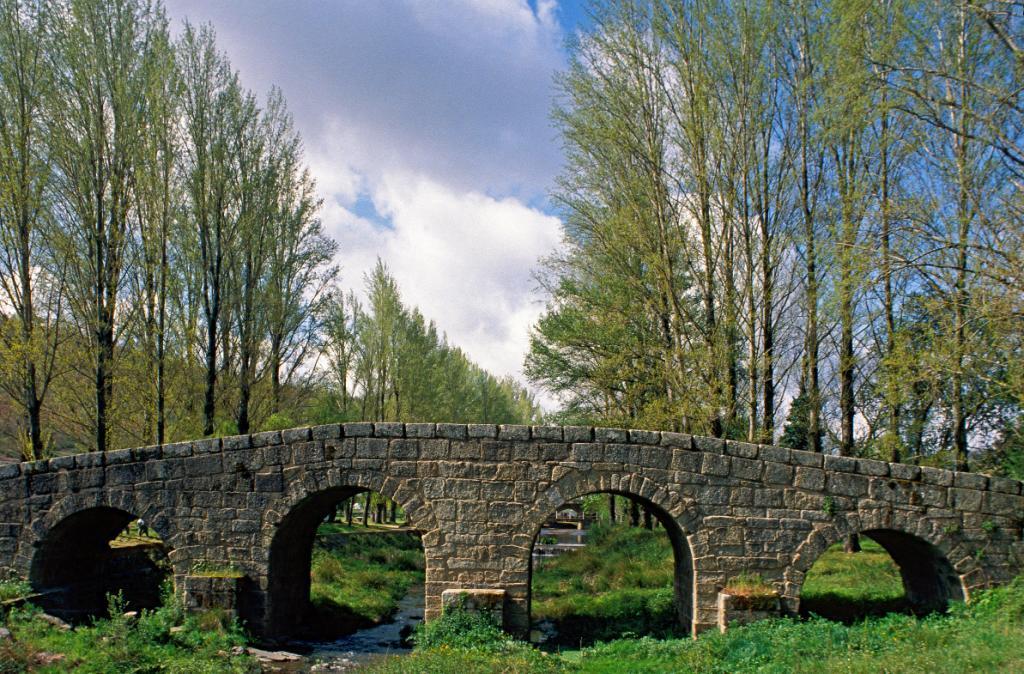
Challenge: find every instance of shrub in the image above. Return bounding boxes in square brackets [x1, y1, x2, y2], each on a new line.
[412, 604, 510, 652]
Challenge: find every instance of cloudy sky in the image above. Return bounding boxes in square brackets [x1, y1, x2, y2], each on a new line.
[163, 0, 590, 408]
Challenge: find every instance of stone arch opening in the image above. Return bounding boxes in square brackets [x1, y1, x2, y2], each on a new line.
[527, 490, 694, 648]
[265, 486, 425, 640]
[29, 506, 170, 623]
[799, 528, 964, 622]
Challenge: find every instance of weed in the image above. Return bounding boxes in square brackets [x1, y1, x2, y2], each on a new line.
[0, 577, 32, 602]
[981, 519, 997, 535]
[822, 495, 836, 517]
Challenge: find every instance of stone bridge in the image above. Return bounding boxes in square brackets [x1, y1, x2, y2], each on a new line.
[1, 422, 1022, 636]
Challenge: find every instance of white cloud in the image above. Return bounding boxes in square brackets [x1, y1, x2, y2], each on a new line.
[163, 1, 572, 408]
[325, 172, 562, 387]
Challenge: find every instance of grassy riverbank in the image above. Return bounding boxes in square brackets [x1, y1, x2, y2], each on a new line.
[531, 523, 680, 646]
[0, 586, 254, 673]
[366, 576, 1024, 673]
[307, 528, 425, 635]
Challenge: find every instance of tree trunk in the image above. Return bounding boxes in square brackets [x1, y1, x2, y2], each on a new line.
[362, 491, 371, 526]
[609, 494, 616, 523]
[629, 499, 640, 527]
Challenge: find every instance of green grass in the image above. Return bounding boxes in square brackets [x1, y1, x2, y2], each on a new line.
[0, 578, 32, 602]
[0, 588, 254, 673]
[531, 523, 681, 646]
[365, 576, 1024, 673]
[801, 538, 909, 621]
[307, 530, 425, 636]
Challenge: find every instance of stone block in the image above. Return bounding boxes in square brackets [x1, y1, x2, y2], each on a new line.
[75, 452, 104, 469]
[498, 425, 530, 441]
[570, 443, 603, 463]
[726, 441, 759, 459]
[343, 422, 373, 437]
[763, 462, 792, 485]
[532, 426, 563, 441]
[989, 476, 1022, 495]
[950, 488, 983, 512]
[106, 463, 145, 487]
[953, 471, 988, 491]
[420, 439, 449, 460]
[481, 441, 512, 462]
[790, 450, 823, 468]
[856, 459, 889, 477]
[468, 424, 498, 439]
[731, 457, 763, 481]
[162, 442, 193, 458]
[356, 437, 388, 459]
[106, 448, 133, 465]
[660, 432, 692, 448]
[450, 441, 482, 460]
[375, 422, 405, 438]
[794, 467, 825, 491]
[185, 455, 222, 477]
[823, 455, 856, 473]
[594, 427, 628, 443]
[405, 423, 436, 438]
[694, 436, 725, 454]
[538, 443, 566, 462]
[563, 426, 593, 443]
[281, 428, 311, 444]
[250, 431, 281, 447]
[826, 472, 869, 497]
[437, 424, 468, 440]
[389, 439, 419, 460]
[311, 424, 342, 440]
[921, 466, 954, 486]
[889, 463, 920, 481]
[0, 463, 21, 480]
[758, 445, 790, 464]
[221, 435, 251, 451]
[629, 429, 660, 445]
[701, 453, 731, 477]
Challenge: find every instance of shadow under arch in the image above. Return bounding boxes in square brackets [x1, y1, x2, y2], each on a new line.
[791, 522, 968, 619]
[526, 487, 695, 641]
[29, 506, 171, 622]
[263, 482, 431, 639]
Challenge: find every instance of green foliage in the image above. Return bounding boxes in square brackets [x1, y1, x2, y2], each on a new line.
[0, 589, 253, 673]
[260, 412, 295, 432]
[822, 495, 836, 517]
[801, 539, 907, 622]
[531, 523, 682, 646]
[412, 604, 510, 652]
[323, 262, 542, 426]
[309, 531, 424, 631]
[368, 577, 1024, 673]
[781, 392, 821, 453]
[0, 577, 31, 602]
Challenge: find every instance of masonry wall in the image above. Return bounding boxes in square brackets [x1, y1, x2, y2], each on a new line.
[1, 423, 1022, 637]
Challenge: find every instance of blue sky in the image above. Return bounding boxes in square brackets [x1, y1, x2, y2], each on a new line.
[163, 1, 591, 407]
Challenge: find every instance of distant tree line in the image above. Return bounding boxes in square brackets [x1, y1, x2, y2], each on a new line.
[320, 261, 541, 426]
[528, 0, 1024, 477]
[0, 0, 539, 460]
